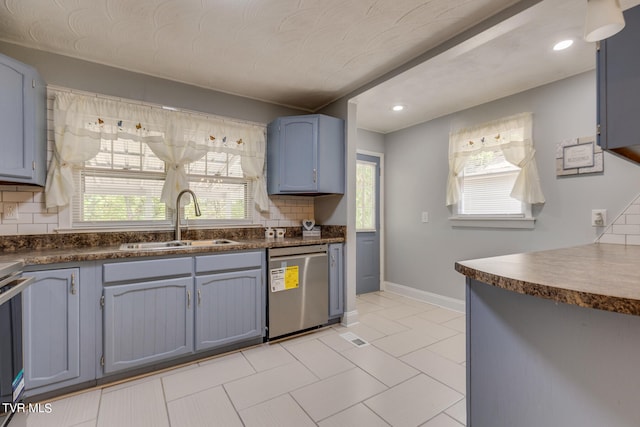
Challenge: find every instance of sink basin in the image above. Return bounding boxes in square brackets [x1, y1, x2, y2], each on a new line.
[118, 240, 189, 250]
[186, 239, 239, 247]
[119, 239, 239, 251]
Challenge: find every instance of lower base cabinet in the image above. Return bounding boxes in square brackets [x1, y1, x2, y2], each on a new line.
[21, 249, 270, 395]
[101, 250, 265, 375]
[195, 269, 263, 351]
[102, 277, 194, 374]
[22, 267, 94, 397]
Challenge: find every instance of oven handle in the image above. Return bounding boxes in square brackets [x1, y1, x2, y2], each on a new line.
[0, 276, 35, 306]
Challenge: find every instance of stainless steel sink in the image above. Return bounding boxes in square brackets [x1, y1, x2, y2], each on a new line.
[119, 239, 239, 251]
[187, 239, 239, 247]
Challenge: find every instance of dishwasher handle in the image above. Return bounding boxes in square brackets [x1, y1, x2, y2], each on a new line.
[269, 244, 328, 258]
[269, 252, 327, 263]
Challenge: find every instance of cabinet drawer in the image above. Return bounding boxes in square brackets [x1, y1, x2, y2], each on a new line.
[195, 251, 263, 274]
[103, 257, 192, 283]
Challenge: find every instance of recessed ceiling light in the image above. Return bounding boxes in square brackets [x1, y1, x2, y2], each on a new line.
[553, 39, 574, 51]
[391, 105, 405, 112]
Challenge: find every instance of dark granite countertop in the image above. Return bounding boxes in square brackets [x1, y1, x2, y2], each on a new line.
[0, 227, 345, 267]
[455, 243, 640, 316]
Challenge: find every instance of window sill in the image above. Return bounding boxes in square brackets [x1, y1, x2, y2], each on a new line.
[54, 223, 262, 234]
[449, 216, 535, 229]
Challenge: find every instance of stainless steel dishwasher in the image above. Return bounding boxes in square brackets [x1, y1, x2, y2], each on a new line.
[267, 245, 328, 340]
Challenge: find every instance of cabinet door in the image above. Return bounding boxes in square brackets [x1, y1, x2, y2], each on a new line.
[0, 53, 45, 184]
[328, 244, 344, 318]
[598, 6, 640, 151]
[23, 268, 80, 389]
[278, 116, 319, 192]
[103, 278, 193, 374]
[195, 269, 263, 351]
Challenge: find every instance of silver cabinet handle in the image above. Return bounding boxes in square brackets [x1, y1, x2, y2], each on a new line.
[187, 291, 191, 308]
[71, 273, 77, 295]
[197, 289, 201, 306]
[331, 254, 336, 268]
[313, 169, 317, 183]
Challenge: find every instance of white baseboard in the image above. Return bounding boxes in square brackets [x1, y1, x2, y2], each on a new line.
[340, 309, 360, 327]
[383, 282, 465, 313]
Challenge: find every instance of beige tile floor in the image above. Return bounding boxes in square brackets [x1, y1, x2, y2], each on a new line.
[11, 291, 467, 427]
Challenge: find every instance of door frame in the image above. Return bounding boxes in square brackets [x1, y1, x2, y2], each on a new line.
[356, 149, 385, 292]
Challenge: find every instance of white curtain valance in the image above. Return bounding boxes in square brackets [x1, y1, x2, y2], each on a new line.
[45, 92, 268, 211]
[446, 112, 545, 206]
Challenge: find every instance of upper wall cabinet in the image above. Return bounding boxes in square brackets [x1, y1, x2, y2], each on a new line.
[0, 53, 46, 186]
[267, 114, 345, 195]
[597, 5, 640, 163]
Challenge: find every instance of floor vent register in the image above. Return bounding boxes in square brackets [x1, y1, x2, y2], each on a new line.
[340, 332, 370, 348]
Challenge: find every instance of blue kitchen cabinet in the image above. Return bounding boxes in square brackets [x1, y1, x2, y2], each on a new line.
[597, 5, 640, 157]
[194, 251, 265, 351]
[328, 243, 344, 319]
[22, 267, 96, 396]
[0, 52, 46, 185]
[101, 257, 194, 374]
[267, 114, 345, 195]
[195, 270, 263, 351]
[101, 252, 265, 374]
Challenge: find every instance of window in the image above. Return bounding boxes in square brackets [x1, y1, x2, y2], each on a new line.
[458, 148, 523, 216]
[185, 152, 251, 221]
[356, 159, 377, 231]
[73, 138, 254, 227]
[48, 91, 267, 229]
[75, 138, 167, 224]
[446, 113, 544, 227]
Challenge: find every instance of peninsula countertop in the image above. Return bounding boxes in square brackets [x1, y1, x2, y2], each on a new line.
[455, 243, 640, 316]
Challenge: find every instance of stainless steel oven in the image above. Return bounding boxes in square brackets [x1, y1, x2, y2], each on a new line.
[267, 245, 328, 340]
[0, 261, 34, 426]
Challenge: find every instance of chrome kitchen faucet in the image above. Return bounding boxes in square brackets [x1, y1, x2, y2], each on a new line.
[175, 189, 201, 241]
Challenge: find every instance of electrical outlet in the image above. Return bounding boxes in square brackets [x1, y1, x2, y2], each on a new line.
[4, 202, 18, 220]
[591, 209, 606, 227]
[421, 211, 429, 223]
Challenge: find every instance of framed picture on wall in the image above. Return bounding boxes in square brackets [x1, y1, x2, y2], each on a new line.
[556, 136, 603, 177]
[563, 141, 594, 169]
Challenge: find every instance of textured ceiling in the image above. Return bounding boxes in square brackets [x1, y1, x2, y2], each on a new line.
[0, 0, 520, 111]
[1, 0, 639, 134]
[354, 0, 640, 133]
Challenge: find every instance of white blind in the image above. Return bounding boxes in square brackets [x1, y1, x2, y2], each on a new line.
[186, 179, 252, 221]
[459, 149, 523, 216]
[75, 171, 167, 223]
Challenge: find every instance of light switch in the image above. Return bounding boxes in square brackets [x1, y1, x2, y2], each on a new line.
[421, 211, 429, 223]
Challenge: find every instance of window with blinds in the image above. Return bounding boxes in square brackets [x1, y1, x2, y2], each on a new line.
[72, 137, 253, 227]
[458, 148, 524, 216]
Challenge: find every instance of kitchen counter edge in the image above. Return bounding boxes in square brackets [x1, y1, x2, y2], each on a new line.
[455, 243, 640, 316]
[0, 237, 345, 267]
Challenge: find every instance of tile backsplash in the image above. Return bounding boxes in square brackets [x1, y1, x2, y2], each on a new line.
[0, 182, 313, 237]
[0, 185, 58, 235]
[597, 194, 640, 245]
[0, 86, 313, 236]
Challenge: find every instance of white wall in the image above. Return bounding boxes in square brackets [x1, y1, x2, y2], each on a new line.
[383, 70, 640, 301]
[0, 42, 324, 235]
[357, 129, 386, 153]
